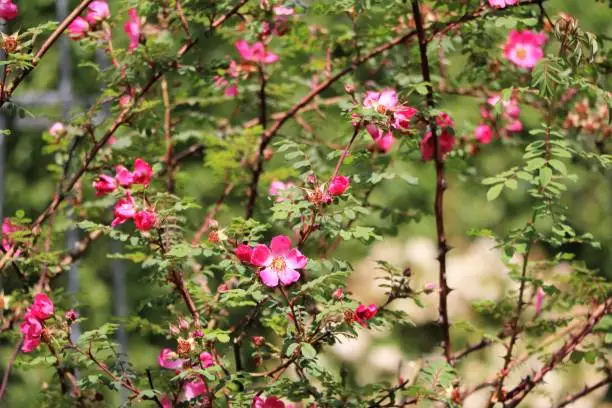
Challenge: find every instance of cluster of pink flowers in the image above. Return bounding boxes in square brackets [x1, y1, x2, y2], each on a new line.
[268, 175, 350, 205]
[235, 235, 307, 288]
[252, 395, 293, 408]
[2, 217, 22, 256]
[19, 294, 54, 352]
[0, 0, 18, 21]
[503, 30, 547, 69]
[363, 89, 418, 153]
[260, 5, 295, 38]
[488, 0, 517, 8]
[475, 95, 523, 145]
[420, 113, 457, 161]
[67, 1, 110, 40]
[157, 326, 216, 406]
[93, 158, 157, 231]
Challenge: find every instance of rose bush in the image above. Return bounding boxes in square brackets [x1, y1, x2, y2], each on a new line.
[0, 0, 610, 407]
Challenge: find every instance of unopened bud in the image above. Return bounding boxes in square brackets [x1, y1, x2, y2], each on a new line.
[263, 148, 274, 161]
[344, 83, 355, 95]
[333, 288, 344, 300]
[423, 282, 435, 294]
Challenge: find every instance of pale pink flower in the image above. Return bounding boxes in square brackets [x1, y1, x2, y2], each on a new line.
[134, 210, 157, 231]
[534, 287, 545, 314]
[420, 130, 456, 161]
[85, 1, 110, 24]
[251, 235, 307, 287]
[475, 124, 493, 144]
[111, 193, 136, 227]
[487, 95, 521, 118]
[273, 6, 294, 16]
[49, 122, 66, 138]
[67, 17, 89, 40]
[199, 352, 215, 368]
[0, 0, 18, 20]
[333, 288, 344, 300]
[363, 89, 398, 111]
[93, 174, 117, 196]
[505, 119, 523, 133]
[30, 294, 54, 321]
[158, 348, 187, 370]
[124, 8, 141, 52]
[268, 181, 295, 201]
[328, 176, 350, 196]
[503, 30, 547, 69]
[354, 304, 378, 327]
[235, 40, 278, 64]
[119, 94, 132, 107]
[115, 165, 134, 187]
[181, 379, 208, 402]
[488, 0, 518, 8]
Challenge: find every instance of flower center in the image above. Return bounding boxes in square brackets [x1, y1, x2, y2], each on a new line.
[515, 47, 527, 60]
[271, 256, 286, 272]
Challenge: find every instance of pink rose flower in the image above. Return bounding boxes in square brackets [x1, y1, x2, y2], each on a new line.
[366, 124, 395, 153]
[505, 119, 523, 133]
[181, 378, 208, 402]
[251, 235, 307, 287]
[392, 106, 418, 131]
[30, 293, 54, 321]
[65, 309, 79, 321]
[158, 348, 187, 370]
[475, 124, 493, 144]
[111, 193, 136, 227]
[49, 122, 66, 138]
[67, 17, 90, 40]
[503, 30, 547, 69]
[420, 129, 456, 161]
[235, 244, 253, 263]
[225, 84, 238, 97]
[235, 40, 279, 64]
[354, 303, 378, 327]
[0, 0, 19, 21]
[160, 395, 173, 408]
[85, 1, 110, 24]
[19, 314, 43, 353]
[93, 174, 118, 196]
[328, 176, 350, 196]
[124, 8, 141, 52]
[252, 396, 286, 408]
[115, 165, 134, 187]
[134, 210, 157, 232]
[268, 181, 295, 202]
[435, 112, 454, 129]
[363, 89, 398, 111]
[488, 0, 518, 8]
[199, 352, 215, 368]
[132, 158, 153, 186]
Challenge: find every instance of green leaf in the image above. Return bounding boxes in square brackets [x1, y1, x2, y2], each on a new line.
[505, 179, 518, 190]
[301, 343, 317, 359]
[539, 167, 553, 186]
[548, 159, 567, 175]
[486, 184, 504, 201]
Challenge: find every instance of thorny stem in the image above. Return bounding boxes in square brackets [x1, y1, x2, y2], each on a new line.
[161, 76, 175, 193]
[503, 298, 612, 407]
[329, 123, 361, 184]
[411, 0, 453, 366]
[146, 368, 165, 408]
[488, 243, 533, 406]
[556, 371, 612, 408]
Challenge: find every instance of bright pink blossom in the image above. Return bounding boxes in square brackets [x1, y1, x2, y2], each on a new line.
[392, 106, 418, 131]
[2, 217, 22, 255]
[225, 84, 238, 97]
[111, 193, 136, 227]
[503, 30, 547, 69]
[158, 348, 187, 370]
[49, 122, 66, 138]
[488, 0, 518, 8]
[354, 303, 378, 327]
[85, 1, 110, 24]
[0, 0, 18, 20]
[181, 379, 208, 401]
[124, 8, 141, 52]
[132, 158, 153, 186]
[235, 244, 253, 263]
[65, 309, 79, 321]
[134, 210, 157, 232]
[363, 89, 398, 111]
[115, 165, 134, 187]
[505, 119, 523, 133]
[199, 352, 215, 368]
[420, 130, 456, 161]
[475, 124, 493, 144]
[251, 235, 307, 287]
[160, 395, 173, 408]
[93, 174, 118, 196]
[30, 294, 54, 321]
[328, 176, 350, 196]
[67, 17, 89, 40]
[367, 125, 396, 153]
[435, 113, 454, 129]
[19, 315, 43, 353]
[235, 40, 278, 64]
[252, 396, 286, 408]
[119, 94, 132, 107]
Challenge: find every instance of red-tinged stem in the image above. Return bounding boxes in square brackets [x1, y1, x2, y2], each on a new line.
[411, 0, 452, 366]
[556, 372, 612, 408]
